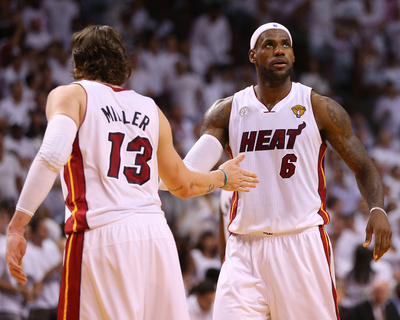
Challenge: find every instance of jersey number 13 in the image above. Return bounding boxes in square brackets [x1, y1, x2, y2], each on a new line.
[107, 132, 153, 185]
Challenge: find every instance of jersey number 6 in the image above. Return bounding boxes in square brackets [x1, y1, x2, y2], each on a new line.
[280, 153, 297, 178]
[107, 132, 153, 185]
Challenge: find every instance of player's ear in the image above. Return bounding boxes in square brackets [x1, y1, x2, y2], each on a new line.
[249, 49, 256, 64]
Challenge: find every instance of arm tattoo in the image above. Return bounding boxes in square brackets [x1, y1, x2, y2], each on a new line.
[330, 134, 368, 169]
[168, 185, 183, 192]
[325, 99, 351, 136]
[206, 184, 215, 193]
[201, 98, 232, 135]
[202, 106, 229, 131]
[190, 182, 194, 189]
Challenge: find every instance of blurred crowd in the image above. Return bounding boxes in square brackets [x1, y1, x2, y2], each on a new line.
[1, 0, 400, 319]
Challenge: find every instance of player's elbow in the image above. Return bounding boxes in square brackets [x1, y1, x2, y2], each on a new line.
[167, 182, 192, 199]
[174, 191, 191, 199]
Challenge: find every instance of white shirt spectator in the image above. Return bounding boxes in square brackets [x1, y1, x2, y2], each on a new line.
[4, 130, 38, 178]
[43, 0, 79, 49]
[48, 53, 74, 86]
[187, 294, 213, 320]
[307, 0, 334, 57]
[369, 131, 400, 172]
[190, 4, 232, 66]
[167, 61, 204, 121]
[0, 151, 22, 203]
[1, 56, 30, 93]
[0, 235, 27, 319]
[23, 238, 62, 312]
[24, 18, 52, 52]
[139, 41, 166, 97]
[21, 1, 48, 32]
[0, 95, 35, 130]
[334, 226, 365, 279]
[127, 52, 160, 97]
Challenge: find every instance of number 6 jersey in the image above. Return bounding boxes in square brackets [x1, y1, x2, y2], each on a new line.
[61, 80, 163, 234]
[228, 82, 329, 235]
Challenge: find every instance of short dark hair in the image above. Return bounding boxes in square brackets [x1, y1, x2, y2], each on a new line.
[71, 25, 132, 86]
[191, 279, 216, 296]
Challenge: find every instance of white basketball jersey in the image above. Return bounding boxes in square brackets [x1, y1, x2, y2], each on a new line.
[61, 80, 163, 234]
[228, 82, 329, 234]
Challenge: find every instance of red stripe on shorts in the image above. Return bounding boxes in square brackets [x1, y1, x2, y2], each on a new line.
[58, 232, 85, 320]
[318, 226, 341, 320]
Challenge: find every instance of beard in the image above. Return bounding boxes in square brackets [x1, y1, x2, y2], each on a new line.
[257, 63, 293, 87]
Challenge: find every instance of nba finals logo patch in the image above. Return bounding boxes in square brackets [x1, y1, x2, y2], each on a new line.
[291, 105, 306, 118]
[239, 106, 250, 117]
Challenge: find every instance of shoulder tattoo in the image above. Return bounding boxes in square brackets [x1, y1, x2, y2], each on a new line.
[202, 99, 231, 130]
[325, 98, 351, 136]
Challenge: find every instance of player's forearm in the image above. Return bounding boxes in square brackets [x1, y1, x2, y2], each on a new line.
[355, 165, 385, 209]
[168, 170, 225, 199]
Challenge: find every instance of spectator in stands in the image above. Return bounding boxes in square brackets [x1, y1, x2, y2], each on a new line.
[187, 279, 216, 320]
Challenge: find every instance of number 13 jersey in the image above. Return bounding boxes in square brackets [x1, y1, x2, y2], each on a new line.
[61, 80, 163, 234]
[228, 82, 329, 235]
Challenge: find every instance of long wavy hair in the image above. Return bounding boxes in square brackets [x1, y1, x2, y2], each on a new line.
[71, 25, 132, 86]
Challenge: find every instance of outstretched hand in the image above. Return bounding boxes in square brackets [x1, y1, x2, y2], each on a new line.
[363, 209, 392, 262]
[6, 233, 28, 286]
[219, 154, 259, 192]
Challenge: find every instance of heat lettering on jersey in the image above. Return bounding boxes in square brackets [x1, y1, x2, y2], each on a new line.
[101, 105, 150, 131]
[239, 122, 306, 152]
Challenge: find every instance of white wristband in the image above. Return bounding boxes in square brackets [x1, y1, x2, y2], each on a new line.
[370, 207, 387, 216]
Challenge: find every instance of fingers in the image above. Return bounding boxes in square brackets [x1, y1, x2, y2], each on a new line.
[7, 260, 27, 285]
[219, 154, 259, 191]
[243, 175, 259, 184]
[231, 153, 245, 164]
[12, 272, 27, 286]
[373, 233, 392, 262]
[365, 213, 392, 262]
[241, 169, 259, 179]
[363, 228, 372, 248]
[223, 179, 258, 192]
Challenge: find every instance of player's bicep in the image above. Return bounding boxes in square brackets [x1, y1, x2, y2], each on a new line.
[200, 97, 232, 147]
[314, 94, 370, 174]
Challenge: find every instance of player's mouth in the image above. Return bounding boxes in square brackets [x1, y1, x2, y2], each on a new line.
[272, 59, 288, 67]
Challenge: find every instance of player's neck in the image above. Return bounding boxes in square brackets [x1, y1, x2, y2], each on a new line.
[254, 80, 292, 110]
[98, 81, 123, 89]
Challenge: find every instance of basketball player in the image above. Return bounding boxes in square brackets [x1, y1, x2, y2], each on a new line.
[180, 22, 392, 319]
[5, 25, 259, 320]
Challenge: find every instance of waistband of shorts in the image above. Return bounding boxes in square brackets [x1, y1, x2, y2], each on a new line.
[84, 213, 167, 231]
[238, 225, 321, 237]
[113, 213, 166, 225]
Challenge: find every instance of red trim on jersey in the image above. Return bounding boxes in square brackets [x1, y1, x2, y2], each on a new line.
[64, 136, 89, 234]
[103, 83, 131, 92]
[228, 191, 239, 230]
[225, 147, 239, 231]
[317, 144, 330, 224]
[318, 226, 341, 320]
[58, 232, 85, 320]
